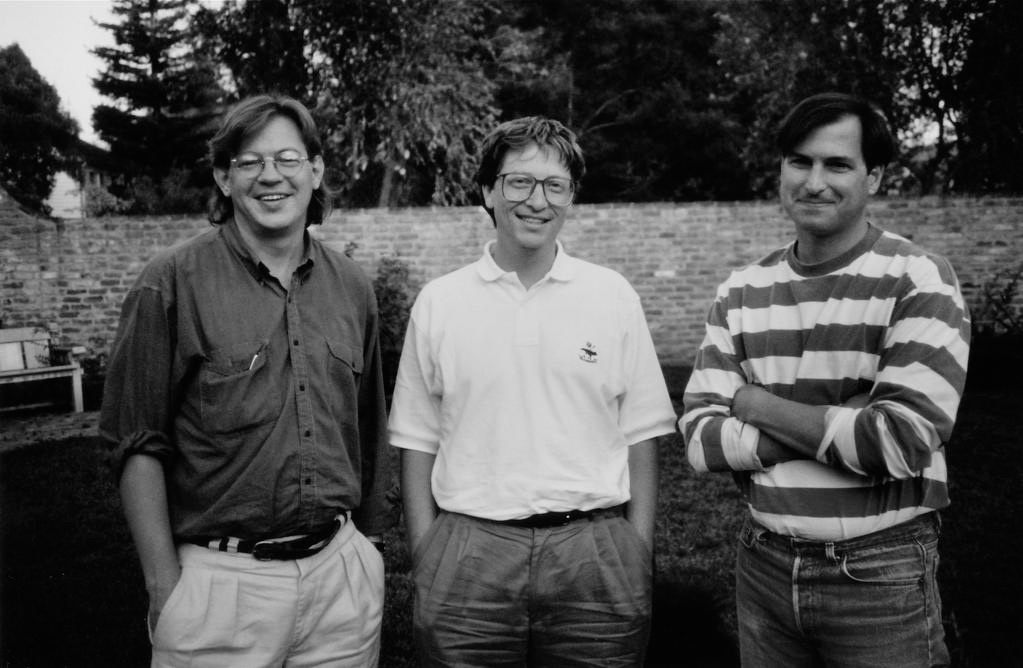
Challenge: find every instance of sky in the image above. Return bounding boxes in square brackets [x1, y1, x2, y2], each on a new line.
[0, 0, 116, 145]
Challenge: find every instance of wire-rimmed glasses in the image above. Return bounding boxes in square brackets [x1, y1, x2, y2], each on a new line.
[230, 150, 310, 178]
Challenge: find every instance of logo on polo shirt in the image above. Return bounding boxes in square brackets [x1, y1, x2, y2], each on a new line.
[579, 342, 598, 363]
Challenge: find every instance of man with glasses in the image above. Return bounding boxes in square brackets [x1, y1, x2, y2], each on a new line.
[389, 116, 676, 666]
[101, 95, 391, 666]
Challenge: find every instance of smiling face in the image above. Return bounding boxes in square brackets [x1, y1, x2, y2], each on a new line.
[213, 114, 324, 241]
[482, 142, 571, 272]
[779, 114, 883, 263]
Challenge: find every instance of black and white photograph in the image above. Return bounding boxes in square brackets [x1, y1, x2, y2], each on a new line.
[1, 1, 1019, 666]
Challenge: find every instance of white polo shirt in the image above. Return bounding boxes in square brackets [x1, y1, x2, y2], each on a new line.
[388, 241, 676, 520]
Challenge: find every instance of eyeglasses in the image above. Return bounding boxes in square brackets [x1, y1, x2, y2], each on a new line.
[230, 150, 310, 178]
[497, 173, 575, 207]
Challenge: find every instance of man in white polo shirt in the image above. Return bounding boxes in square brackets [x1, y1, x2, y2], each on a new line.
[388, 116, 676, 666]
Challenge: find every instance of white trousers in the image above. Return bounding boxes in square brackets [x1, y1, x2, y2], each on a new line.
[150, 518, 384, 667]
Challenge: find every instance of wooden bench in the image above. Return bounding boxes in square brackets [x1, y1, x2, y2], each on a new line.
[0, 327, 84, 413]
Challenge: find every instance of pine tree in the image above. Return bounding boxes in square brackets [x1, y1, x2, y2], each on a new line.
[92, 0, 224, 213]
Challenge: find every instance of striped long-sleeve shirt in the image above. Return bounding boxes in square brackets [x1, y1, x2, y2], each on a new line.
[680, 224, 970, 540]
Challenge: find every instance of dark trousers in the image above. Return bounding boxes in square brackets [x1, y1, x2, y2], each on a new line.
[412, 511, 653, 667]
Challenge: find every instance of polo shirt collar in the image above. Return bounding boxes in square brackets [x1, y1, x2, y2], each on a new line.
[476, 240, 578, 283]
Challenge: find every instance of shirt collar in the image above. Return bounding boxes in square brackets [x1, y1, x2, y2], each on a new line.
[786, 222, 881, 277]
[221, 219, 315, 282]
[475, 240, 578, 283]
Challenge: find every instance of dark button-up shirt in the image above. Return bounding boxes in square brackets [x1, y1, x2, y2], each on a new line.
[100, 221, 391, 540]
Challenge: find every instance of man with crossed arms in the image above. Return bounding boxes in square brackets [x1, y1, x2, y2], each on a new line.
[681, 92, 970, 667]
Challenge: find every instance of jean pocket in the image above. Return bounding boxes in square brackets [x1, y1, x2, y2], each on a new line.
[839, 540, 926, 586]
[738, 521, 763, 550]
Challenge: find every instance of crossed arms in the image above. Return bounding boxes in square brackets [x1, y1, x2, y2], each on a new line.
[681, 255, 970, 479]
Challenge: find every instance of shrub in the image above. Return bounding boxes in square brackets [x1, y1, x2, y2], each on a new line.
[968, 261, 1023, 391]
[115, 169, 209, 215]
[81, 184, 132, 217]
[373, 256, 419, 399]
[974, 260, 1023, 336]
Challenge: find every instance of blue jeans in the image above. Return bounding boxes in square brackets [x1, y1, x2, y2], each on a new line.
[412, 511, 653, 667]
[736, 513, 949, 668]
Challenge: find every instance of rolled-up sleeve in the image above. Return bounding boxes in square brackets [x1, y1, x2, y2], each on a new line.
[99, 282, 177, 477]
[818, 257, 970, 478]
[350, 287, 394, 536]
[681, 285, 766, 473]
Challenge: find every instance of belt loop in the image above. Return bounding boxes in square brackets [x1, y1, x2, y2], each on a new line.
[824, 542, 838, 562]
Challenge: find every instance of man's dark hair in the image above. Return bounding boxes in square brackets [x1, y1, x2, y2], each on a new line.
[776, 93, 896, 171]
[208, 94, 332, 227]
[475, 116, 585, 216]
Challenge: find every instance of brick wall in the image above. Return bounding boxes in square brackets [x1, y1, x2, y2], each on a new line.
[3, 188, 1021, 367]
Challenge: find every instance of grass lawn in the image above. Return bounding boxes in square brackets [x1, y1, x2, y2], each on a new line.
[1, 365, 1019, 667]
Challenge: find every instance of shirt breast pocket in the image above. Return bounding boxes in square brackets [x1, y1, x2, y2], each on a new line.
[199, 342, 279, 434]
[326, 338, 363, 425]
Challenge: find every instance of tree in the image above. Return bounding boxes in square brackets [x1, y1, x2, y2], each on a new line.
[193, 0, 311, 100]
[92, 0, 225, 213]
[954, 0, 1023, 193]
[199, 0, 497, 208]
[713, 0, 900, 196]
[878, 0, 980, 194]
[713, 0, 1013, 196]
[0, 44, 79, 214]
[488, 0, 751, 202]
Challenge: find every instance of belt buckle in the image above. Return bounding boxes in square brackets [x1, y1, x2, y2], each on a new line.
[251, 540, 279, 561]
[251, 539, 305, 561]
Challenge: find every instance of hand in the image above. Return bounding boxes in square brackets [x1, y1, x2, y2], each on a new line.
[627, 518, 656, 559]
[146, 567, 181, 636]
[843, 393, 870, 409]
[756, 432, 803, 467]
[365, 534, 385, 553]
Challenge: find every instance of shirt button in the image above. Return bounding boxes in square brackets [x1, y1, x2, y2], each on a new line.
[299, 384, 305, 391]
[293, 339, 299, 346]
[304, 477, 312, 485]
[304, 430, 311, 437]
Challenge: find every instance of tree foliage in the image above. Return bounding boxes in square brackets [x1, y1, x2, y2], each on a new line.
[713, 0, 1014, 196]
[87, 0, 1022, 212]
[192, 0, 311, 100]
[92, 0, 224, 213]
[712, 1, 902, 195]
[198, 0, 496, 208]
[0, 44, 79, 214]
[493, 0, 751, 202]
[954, 0, 1023, 193]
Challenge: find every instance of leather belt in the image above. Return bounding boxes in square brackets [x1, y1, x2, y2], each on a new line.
[499, 504, 625, 529]
[185, 516, 344, 561]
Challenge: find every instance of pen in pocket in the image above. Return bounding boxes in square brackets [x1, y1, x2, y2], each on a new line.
[248, 353, 259, 370]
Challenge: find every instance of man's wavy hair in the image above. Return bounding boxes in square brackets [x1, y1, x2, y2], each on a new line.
[475, 116, 586, 222]
[208, 95, 332, 227]
[776, 92, 896, 172]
